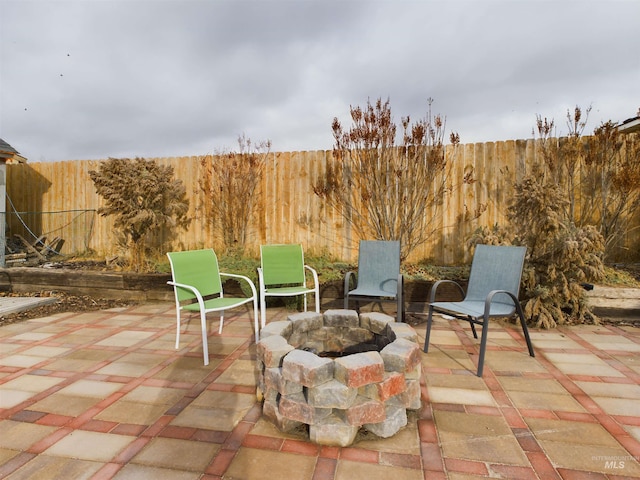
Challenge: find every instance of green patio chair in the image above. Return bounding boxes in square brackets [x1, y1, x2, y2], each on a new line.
[167, 249, 259, 366]
[423, 244, 535, 377]
[344, 240, 404, 321]
[258, 244, 320, 327]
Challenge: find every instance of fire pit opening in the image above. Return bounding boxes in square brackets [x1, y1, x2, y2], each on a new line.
[256, 309, 422, 447]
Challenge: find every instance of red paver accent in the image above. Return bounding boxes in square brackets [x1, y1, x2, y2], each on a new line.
[420, 442, 444, 472]
[192, 429, 229, 444]
[616, 435, 640, 459]
[79, 419, 117, 432]
[113, 437, 150, 464]
[513, 427, 543, 453]
[615, 414, 640, 427]
[556, 468, 607, 479]
[444, 457, 488, 475]
[595, 413, 629, 436]
[223, 421, 253, 450]
[339, 447, 379, 464]
[380, 452, 422, 469]
[320, 446, 340, 459]
[35, 413, 73, 427]
[526, 451, 562, 480]
[501, 406, 528, 428]
[92, 463, 124, 480]
[142, 415, 174, 437]
[417, 419, 438, 443]
[282, 439, 321, 456]
[312, 457, 336, 480]
[9, 410, 47, 423]
[27, 427, 73, 454]
[242, 434, 283, 451]
[466, 405, 501, 416]
[491, 389, 513, 406]
[555, 411, 597, 423]
[111, 423, 147, 436]
[159, 425, 197, 439]
[205, 448, 237, 476]
[0, 452, 36, 477]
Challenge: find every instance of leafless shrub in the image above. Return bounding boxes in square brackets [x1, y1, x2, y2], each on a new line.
[314, 97, 460, 260]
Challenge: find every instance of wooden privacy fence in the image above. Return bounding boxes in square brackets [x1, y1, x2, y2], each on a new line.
[6, 139, 639, 265]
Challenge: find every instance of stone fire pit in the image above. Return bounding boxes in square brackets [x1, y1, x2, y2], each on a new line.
[256, 309, 422, 446]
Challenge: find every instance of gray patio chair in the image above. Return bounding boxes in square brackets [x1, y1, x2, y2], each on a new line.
[344, 240, 404, 321]
[423, 244, 534, 377]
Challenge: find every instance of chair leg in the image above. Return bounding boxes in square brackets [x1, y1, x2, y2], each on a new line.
[469, 321, 478, 339]
[397, 275, 404, 322]
[515, 303, 535, 357]
[476, 315, 490, 377]
[253, 299, 260, 343]
[175, 308, 182, 350]
[218, 312, 224, 334]
[260, 293, 267, 329]
[344, 293, 349, 310]
[200, 310, 210, 366]
[423, 305, 435, 353]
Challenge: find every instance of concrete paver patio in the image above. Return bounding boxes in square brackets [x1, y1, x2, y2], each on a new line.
[0, 302, 639, 479]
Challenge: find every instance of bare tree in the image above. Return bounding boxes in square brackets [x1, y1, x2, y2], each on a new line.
[314, 97, 460, 260]
[199, 134, 271, 253]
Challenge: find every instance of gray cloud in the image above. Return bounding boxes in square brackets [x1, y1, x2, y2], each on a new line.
[1, 0, 638, 162]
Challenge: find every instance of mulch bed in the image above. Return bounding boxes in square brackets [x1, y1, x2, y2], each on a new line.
[0, 291, 136, 328]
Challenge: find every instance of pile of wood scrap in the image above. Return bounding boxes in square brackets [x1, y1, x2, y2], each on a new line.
[5, 234, 65, 267]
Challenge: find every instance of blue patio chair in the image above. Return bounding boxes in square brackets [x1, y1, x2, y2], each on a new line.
[423, 244, 534, 376]
[344, 240, 404, 321]
[167, 249, 259, 365]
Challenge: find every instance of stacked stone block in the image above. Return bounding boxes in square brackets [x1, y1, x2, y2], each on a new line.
[256, 309, 422, 447]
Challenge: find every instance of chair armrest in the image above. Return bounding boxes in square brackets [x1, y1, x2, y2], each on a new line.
[257, 267, 265, 291]
[220, 272, 258, 299]
[167, 280, 207, 308]
[304, 265, 320, 288]
[429, 279, 465, 303]
[483, 289, 519, 315]
[344, 270, 357, 294]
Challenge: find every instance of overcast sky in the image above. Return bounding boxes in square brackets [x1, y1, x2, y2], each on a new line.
[1, 0, 638, 162]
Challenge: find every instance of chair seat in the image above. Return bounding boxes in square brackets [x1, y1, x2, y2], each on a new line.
[348, 286, 397, 299]
[183, 296, 254, 312]
[431, 300, 515, 319]
[263, 285, 316, 296]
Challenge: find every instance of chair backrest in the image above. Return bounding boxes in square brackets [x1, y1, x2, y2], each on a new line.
[260, 244, 306, 286]
[356, 240, 401, 295]
[167, 249, 223, 302]
[465, 245, 527, 304]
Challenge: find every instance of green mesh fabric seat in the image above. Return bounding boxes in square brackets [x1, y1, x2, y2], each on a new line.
[344, 240, 404, 321]
[258, 244, 320, 327]
[167, 249, 259, 365]
[423, 244, 535, 376]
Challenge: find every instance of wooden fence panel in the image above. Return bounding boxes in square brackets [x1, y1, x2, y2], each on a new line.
[7, 139, 640, 265]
